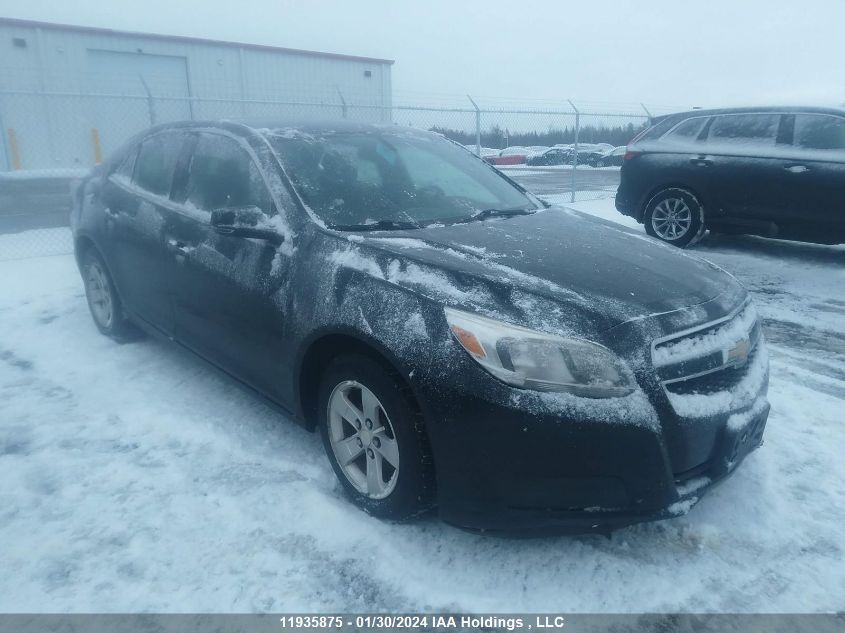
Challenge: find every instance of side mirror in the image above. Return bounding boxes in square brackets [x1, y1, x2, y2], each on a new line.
[210, 206, 284, 245]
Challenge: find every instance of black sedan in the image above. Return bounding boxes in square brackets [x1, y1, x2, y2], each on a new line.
[526, 147, 572, 166]
[71, 121, 769, 534]
[594, 146, 627, 167]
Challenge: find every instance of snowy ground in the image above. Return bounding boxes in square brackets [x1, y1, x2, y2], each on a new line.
[1, 197, 844, 613]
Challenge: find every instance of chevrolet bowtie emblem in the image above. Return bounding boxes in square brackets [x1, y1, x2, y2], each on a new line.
[726, 338, 750, 366]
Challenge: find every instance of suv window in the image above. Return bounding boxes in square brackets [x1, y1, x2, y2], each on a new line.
[707, 113, 779, 147]
[664, 117, 707, 142]
[185, 134, 272, 214]
[133, 133, 183, 196]
[793, 114, 845, 152]
[638, 117, 678, 141]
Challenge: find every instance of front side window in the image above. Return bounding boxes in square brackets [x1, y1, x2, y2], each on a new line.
[267, 129, 535, 228]
[133, 133, 184, 196]
[707, 114, 779, 148]
[793, 114, 845, 153]
[185, 134, 272, 214]
[113, 146, 138, 179]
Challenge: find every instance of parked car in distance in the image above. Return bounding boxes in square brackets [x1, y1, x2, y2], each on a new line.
[594, 146, 626, 167]
[527, 144, 607, 167]
[464, 144, 500, 159]
[483, 146, 532, 165]
[617, 106, 845, 247]
[526, 147, 571, 166]
[525, 145, 550, 156]
[574, 145, 608, 166]
[72, 120, 769, 534]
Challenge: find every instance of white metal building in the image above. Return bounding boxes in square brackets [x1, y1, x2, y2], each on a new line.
[0, 18, 394, 171]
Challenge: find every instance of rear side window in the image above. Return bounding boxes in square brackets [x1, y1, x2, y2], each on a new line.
[707, 114, 779, 148]
[664, 117, 707, 142]
[133, 133, 183, 196]
[185, 134, 272, 214]
[636, 117, 677, 142]
[793, 114, 845, 152]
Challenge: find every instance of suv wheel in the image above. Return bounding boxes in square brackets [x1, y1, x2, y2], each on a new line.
[644, 188, 706, 248]
[81, 249, 141, 341]
[318, 354, 435, 520]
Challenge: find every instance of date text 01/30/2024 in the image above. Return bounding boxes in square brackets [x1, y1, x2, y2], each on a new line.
[278, 615, 567, 630]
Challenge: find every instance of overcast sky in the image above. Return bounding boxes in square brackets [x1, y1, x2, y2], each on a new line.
[2, 0, 843, 112]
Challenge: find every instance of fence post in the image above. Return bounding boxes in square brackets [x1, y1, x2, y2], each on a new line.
[138, 75, 157, 126]
[641, 103, 653, 127]
[336, 87, 348, 119]
[0, 91, 11, 171]
[467, 95, 481, 156]
[568, 100, 580, 204]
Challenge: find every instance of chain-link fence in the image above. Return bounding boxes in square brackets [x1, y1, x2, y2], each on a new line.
[0, 84, 654, 261]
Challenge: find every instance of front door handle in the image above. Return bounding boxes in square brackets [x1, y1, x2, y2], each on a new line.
[166, 238, 189, 254]
[165, 239, 193, 262]
[785, 164, 810, 174]
[690, 157, 713, 167]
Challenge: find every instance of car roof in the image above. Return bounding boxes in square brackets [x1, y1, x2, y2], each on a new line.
[655, 105, 845, 123]
[105, 119, 438, 169]
[147, 119, 428, 137]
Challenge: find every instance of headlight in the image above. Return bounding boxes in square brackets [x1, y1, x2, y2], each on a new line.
[445, 307, 636, 398]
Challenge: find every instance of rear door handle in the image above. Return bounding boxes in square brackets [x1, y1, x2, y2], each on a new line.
[690, 157, 713, 167]
[785, 164, 810, 174]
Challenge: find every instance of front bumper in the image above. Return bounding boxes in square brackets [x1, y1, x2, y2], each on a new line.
[417, 361, 769, 535]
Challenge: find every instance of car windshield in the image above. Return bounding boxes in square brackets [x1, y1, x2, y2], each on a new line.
[266, 128, 537, 229]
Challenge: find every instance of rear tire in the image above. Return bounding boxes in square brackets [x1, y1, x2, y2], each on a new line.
[644, 188, 706, 248]
[318, 353, 435, 520]
[80, 249, 142, 342]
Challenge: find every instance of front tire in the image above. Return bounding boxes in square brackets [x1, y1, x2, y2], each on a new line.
[80, 249, 141, 341]
[318, 353, 435, 520]
[644, 188, 706, 248]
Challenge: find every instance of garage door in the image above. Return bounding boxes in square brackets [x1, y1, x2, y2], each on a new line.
[85, 50, 192, 156]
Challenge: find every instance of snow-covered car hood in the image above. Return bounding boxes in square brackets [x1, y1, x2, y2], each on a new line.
[332, 207, 742, 336]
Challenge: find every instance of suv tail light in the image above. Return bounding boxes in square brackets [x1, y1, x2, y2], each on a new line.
[623, 147, 642, 161]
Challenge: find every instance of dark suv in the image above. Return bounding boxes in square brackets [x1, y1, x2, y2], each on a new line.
[616, 106, 845, 247]
[71, 120, 769, 534]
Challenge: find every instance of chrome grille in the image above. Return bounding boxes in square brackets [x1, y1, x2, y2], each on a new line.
[652, 301, 761, 393]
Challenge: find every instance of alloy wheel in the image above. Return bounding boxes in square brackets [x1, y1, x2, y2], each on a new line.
[84, 260, 114, 328]
[327, 380, 400, 499]
[651, 197, 693, 240]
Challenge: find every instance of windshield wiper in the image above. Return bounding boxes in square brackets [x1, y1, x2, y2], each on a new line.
[455, 207, 537, 224]
[329, 219, 422, 232]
